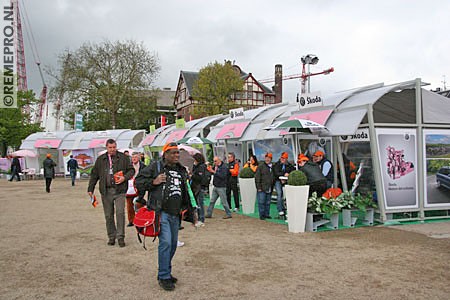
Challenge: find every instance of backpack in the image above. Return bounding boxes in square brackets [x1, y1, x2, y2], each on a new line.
[200, 164, 212, 187]
[133, 206, 160, 250]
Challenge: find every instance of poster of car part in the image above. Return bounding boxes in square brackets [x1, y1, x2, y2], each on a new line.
[423, 129, 450, 207]
[376, 128, 418, 209]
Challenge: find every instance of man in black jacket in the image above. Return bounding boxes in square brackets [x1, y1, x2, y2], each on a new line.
[67, 155, 79, 186]
[255, 152, 274, 220]
[88, 139, 135, 248]
[272, 152, 295, 217]
[9, 156, 22, 182]
[206, 156, 232, 219]
[135, 142, 191, 291]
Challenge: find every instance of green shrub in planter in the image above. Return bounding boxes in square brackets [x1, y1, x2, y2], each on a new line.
[239, 167, 255, 178]
[287, 170, 307, 186]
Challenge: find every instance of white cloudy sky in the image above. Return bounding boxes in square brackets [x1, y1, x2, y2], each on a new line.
[20, 0, 450, 102]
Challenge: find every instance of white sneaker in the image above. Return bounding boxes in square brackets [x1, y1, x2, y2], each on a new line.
[195, 221, 205, 228]
[279, 211, 285, 216]
[233, 208, 239, 212]
[177, 241, 185, 247]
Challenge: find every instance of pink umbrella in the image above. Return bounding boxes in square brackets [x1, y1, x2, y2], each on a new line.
[178, 144, 200, 156]
[11, 149, 37, 157]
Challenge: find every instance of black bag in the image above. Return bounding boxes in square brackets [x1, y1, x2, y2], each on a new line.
[200, 164, 211, 187]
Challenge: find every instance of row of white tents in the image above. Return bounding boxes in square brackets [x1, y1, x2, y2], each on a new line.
[18, 78, 450, 222]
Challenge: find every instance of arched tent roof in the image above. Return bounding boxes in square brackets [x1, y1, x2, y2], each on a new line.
[59, 131, 89, 150]
[139, 126, 168, 147]
[78, 129, 130, 149]
[116, 130, 145, 149]
[20, 131, 75, 149]
[184, 114, 227, 139]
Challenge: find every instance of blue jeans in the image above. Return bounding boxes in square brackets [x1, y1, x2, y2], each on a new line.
[158, 211, 180, 280]
[196, 188, 205, 222]
[274, 180, 285, 213]
[207, 186, 231, 217]
[70, 169, 76, 185]
[257, 191, 272, 218]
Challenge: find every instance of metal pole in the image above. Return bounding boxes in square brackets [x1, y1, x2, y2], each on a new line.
[335, 137, 348, 191]
[367, 104, 387, 222]
[307, 64, 311, 93]
[415, 78, 425, 221]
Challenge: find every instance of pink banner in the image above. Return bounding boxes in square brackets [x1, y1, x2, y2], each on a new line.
[141, 134, 156, 146]
[216, 122, 250, 139]
[290, 109, 333, 124]
[165, 130, 188, 144]
[88, 139, 107, 148]
[34, 139, 62, 148]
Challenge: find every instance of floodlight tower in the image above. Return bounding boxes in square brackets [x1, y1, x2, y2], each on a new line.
[300, 54, 334, 94]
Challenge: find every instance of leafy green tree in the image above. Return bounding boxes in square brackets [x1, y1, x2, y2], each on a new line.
[48, 40, 160, 130]
[192, 61, 243, 118]
[0, 90, 42, 155]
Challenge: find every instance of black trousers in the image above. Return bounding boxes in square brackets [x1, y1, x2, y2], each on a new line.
[45, 178, 52, 192]
[226, 177, 240, 209]
[9, 168, 21, 181]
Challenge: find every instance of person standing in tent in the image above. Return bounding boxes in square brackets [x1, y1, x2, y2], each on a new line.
[9, 156, 22, 182]
[226, 152, 240, 212]
[255, 152, 275, 220]
[273, 152, 295, 218]
[313, 150, 334, 188]
[87, 139, 135, 248]
[298, 154, 327, 197]
[43, 154, 57, 193]
[67, 155, 79, 186]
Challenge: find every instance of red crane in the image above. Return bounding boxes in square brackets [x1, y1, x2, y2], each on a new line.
[260, 56, 334, 94]
[13, 0, 47, 125]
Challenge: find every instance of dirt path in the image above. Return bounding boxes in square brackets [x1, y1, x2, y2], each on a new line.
[0, 179, 449, 300]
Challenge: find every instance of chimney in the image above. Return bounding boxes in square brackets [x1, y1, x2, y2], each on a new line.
[274, 64, 282, 103]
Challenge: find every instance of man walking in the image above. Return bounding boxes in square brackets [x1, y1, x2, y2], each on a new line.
[9, 156, 22, 182]
[88, 139, 134, 248]
[43, 154, 57, 193]
[206, 156, 232, 219]
[255, 152, 274, 220]
[67, 155, 79, 186]
[136, 142, 191, 291]
[226, 152, 240, 212]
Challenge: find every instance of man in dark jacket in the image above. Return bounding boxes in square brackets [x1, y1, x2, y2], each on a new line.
[272, 152, 295, 217]
[255, 152, 274, 220]
[313, 150, 334, 188]
[135, 142, 191, 291]
[67, 155, 79, 186]
[9, 156, 22, 182]
[88, 139, 135, 248]
[206, 156, 232, 219]
[226, 152, 240, 212]
[43, 154, 57, 192]
[298, 154, 327, 197]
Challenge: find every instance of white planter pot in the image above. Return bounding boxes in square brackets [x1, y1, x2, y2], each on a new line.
[239, 178, 257, 214]
[285, 185, 310, 233]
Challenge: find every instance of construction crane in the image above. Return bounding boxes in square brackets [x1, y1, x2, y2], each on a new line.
[260, 55, 334, 94]
[13, 0, 47, 125]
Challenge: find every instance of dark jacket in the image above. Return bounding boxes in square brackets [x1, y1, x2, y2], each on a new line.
[299, 161, 327, 184]
[67, 158, 78, 171]
[212, 162, 230, 188]
[43, 158, 56, 179]
[11, 157, 21, 173]
[135, 159, 191, 216]
[191, 162, 207, 196]
[88, 151, 135, 195]
[255, 162, 274, 192]
[273, 160, 295, 181]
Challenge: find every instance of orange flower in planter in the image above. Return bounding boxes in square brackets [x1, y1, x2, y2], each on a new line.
[322, 187, 342, 199]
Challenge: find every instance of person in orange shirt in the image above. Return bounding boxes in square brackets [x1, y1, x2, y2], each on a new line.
[226, 152, 240, 212]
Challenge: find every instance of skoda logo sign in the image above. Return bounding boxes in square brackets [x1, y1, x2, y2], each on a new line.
[299, 97, 306, 107]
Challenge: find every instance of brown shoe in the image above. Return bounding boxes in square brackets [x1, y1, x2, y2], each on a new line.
[118, 239, 125, 247]
[222, 215, 232, 219]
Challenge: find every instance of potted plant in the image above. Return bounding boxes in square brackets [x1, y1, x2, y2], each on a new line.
[239, 167, 257, 214]
[341, 192, 377, 227]
[285, 170, 309, 233]
[306, 188, 343, 231]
